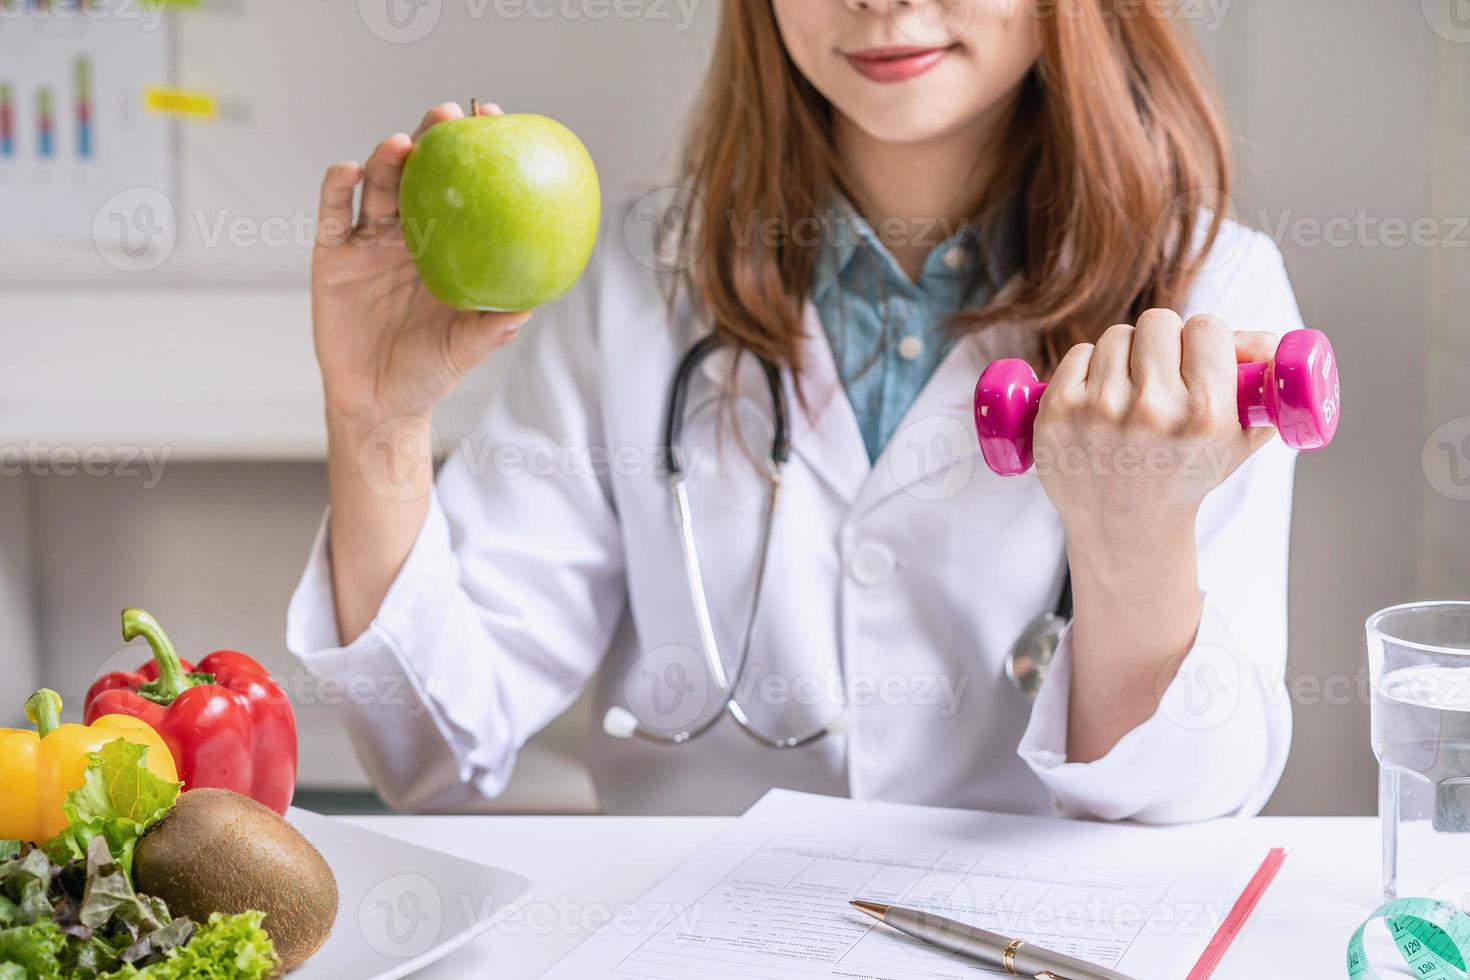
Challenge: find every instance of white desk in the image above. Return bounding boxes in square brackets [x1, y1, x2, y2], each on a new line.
[344, 814, 1387, 979]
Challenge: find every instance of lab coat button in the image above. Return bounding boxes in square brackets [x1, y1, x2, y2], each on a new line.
[849, 543, 896, 586]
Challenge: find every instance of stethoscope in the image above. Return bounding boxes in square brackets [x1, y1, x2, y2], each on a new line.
[602, 335, 1073, 750]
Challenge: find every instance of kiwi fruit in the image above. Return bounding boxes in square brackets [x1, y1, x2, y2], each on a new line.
[135, 788, 339, 971]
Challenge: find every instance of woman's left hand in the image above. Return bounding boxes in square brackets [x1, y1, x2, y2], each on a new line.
[1034, 309, 1278, 556]
[1034, 309, 1281, 762]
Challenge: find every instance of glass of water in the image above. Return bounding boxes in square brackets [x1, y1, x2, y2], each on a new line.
[1369, 602, 1470, 906]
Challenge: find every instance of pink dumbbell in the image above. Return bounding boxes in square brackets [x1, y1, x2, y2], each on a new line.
[973, 328, 1341, 476]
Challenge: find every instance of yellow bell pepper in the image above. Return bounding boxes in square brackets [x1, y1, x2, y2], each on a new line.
[0, 688, 177, 844]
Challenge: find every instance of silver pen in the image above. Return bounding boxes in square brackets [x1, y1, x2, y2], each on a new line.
[850, 900, 1139, 980]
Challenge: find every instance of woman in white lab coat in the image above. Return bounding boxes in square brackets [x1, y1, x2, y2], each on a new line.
[289, 1, 1302, 821]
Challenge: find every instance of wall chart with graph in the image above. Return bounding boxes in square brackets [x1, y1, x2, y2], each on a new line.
[0, 1, 175, 243]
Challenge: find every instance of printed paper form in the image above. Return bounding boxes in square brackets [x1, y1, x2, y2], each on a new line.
[543, 790, 1272, 980]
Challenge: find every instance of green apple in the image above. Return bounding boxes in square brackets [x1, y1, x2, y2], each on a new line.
[400, 112, 601, 311]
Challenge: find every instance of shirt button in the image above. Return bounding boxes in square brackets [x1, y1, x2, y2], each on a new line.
[848, 543, 896, 586]
[943, 245, 967, 269]
[898, 335, 924, 361]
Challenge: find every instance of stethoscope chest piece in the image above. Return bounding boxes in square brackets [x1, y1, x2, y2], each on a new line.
[1007, 567, 1072, 702]
[1006, 611, 1068, 703]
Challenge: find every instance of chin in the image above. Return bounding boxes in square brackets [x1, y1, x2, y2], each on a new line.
[841, 104, 978, 146]
[827, 57, 1005, 147]
[835, 89, 993, 147]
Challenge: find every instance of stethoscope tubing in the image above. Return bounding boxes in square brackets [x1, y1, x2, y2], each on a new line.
[606, 335, 1071, 749]
[615, 336, 842, 748]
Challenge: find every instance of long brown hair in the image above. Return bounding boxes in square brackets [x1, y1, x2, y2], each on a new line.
[672, 0, 1230, 378]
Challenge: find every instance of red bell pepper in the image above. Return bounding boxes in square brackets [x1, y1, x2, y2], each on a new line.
[83, 608, 297, 815]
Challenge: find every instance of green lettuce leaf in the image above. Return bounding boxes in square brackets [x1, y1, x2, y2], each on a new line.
[100, 912, 279, 980]
[0, 846, 18, 863]
[0, 919, 66, 980]
[0, 851, 56, 929]
[114, 918, 193, 969]
[42, 740, 180, 877]
[0, 769, 279, 980]
[62, 930, 132, 980]
[78, 838, 165, 936]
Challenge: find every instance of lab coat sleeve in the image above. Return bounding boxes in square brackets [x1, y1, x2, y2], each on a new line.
[1016, 226, 1300, 823]
[285, 250, 626, 812]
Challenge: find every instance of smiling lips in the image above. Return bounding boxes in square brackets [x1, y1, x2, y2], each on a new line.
[844, 44, 956, 83]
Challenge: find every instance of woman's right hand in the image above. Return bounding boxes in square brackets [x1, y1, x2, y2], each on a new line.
[316, 101, 529, 644]
[312, 101, 530, 426]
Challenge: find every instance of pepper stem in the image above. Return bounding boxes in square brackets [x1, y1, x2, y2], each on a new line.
[24, 689, 63, 739]
[122, 608, 191, 702]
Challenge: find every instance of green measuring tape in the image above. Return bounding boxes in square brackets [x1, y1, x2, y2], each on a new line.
[1348, 898, 1470, 978]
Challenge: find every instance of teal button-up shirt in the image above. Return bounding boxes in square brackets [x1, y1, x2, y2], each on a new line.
[813, 206, 1008, 463]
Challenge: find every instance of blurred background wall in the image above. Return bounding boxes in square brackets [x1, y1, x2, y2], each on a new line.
[1, 0, 1466, 815]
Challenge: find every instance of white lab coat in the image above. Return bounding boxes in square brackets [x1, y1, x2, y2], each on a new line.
[287, 208, 1302, 822]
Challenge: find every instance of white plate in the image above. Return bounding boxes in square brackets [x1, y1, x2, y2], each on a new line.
[284, 808, 532, 980]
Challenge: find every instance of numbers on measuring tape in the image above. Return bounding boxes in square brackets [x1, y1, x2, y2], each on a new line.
[1347, 898, 1470, 979]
